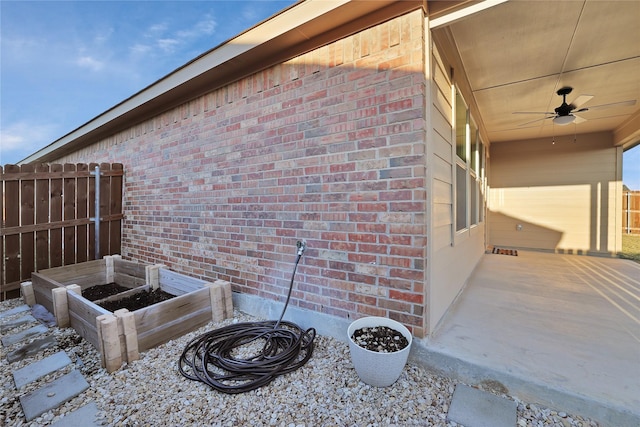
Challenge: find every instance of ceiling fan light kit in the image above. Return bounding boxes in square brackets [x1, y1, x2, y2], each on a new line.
[553, 115, 575, 125]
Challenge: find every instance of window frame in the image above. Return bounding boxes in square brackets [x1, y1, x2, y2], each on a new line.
[453, 85, 485, 243]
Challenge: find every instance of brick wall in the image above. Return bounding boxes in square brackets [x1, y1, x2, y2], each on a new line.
[57, 10, 428, 337]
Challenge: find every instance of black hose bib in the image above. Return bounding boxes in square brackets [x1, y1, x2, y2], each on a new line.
[178, 242, 316, 394]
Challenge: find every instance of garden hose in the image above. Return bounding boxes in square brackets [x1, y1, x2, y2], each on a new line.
[178, 241, 316, 394]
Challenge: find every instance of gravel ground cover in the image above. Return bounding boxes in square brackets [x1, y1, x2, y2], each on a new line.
[1, 297, 600, 427]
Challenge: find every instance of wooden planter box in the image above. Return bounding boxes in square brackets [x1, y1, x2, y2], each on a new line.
[23, 256, 232, 372]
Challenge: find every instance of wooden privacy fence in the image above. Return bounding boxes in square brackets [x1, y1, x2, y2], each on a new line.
[1, 163, 124, 299]
[623, 190, 640, 234]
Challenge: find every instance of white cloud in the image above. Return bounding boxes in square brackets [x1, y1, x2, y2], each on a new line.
[145, 23, 169, 38]
[1, 36, 42, 63]
[140, 15, 217, 55]
[157, 38, 180, 53]
[177, 16, 217, 39]
[76, 55, 105, 71]
[0, 121, 58, 163]
[93, 27, 114, 44]
[130, 43, 152, 55]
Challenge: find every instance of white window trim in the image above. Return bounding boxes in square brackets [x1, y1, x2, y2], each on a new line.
[452, 85, 486, 246]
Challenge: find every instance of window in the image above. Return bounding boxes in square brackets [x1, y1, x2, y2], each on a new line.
[455, 89, 468, 232]
[453, 86, 485, 234]
[470, 117, 478, 226]
[455, 91, 467, 161]
[470, 118, 478, 174]
[456, 164, 467, 231]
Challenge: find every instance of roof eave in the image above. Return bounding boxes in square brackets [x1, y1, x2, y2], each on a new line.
[22, 0, 424, 164]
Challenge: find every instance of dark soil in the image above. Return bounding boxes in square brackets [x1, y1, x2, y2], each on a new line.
[98, 289, 176, 312]
[351, 326, 409, 353]
[82, 283, 131, 301]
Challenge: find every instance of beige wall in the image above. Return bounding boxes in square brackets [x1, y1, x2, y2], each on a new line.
[427, 40, 486, 334]
[488, 132, 623, 255]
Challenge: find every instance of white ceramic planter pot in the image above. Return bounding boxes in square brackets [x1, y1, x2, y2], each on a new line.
[347, 316, 413, 387]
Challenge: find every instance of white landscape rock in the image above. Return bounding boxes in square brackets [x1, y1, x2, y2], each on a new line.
[0, 298, 601, 426]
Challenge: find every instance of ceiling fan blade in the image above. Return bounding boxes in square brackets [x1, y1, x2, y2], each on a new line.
[571, 95, 594, 109]
[512, 111, 555, 115]
[583, 99, 637, 111]
[518, 116, 554, 126]
[573, 114, 587, 124]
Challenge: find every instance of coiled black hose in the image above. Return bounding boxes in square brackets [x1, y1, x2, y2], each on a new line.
[178, 244, 316, 394]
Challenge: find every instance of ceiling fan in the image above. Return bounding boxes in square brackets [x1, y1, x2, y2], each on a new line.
[513, 86, 637, 126]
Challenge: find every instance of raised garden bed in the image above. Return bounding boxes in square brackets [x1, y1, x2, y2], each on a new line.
[23, 255, 232, 372]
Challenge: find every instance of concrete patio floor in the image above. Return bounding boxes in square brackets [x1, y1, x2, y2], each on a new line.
[415, 250, 640, 427]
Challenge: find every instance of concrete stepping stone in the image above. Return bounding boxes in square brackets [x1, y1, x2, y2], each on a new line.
[50, 402, 100, 427]
[7, 335, 57, 363]
[0, 304, 30, 319]
[2, 324, 49, 347]
[20, 369, 89, 422]
[447, 383, 517, 427]
[13, 351, 73, 388]
[0, 313, 37, 332]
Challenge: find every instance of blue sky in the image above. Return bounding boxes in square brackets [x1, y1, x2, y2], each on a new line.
[1, 0, 640, 189]
[0, 0, 295, 162]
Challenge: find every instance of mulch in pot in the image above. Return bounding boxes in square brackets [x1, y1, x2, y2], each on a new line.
[351, 326, 409, 353]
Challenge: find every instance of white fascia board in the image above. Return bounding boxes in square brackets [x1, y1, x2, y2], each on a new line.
[429, 0, 509, 29]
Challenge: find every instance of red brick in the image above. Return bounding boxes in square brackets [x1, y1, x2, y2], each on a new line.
[389, 289, 423, 304]
[54, 11, 428, 338]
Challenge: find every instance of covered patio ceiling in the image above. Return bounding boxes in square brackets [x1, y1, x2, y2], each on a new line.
[430, 0, 640, 150]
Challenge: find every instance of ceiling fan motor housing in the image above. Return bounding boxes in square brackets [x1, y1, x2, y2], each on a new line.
[555, 87, 574, 116]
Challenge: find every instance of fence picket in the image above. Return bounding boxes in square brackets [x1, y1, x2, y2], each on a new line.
[35, 163, 51, 271]
[77, 164, 89, 263]
[110, 163, 123, 255]
[623, 191, 640, 234]
[50, 164, 63, 268]
[64, 164, 77, 265]
[89, 163, 97, 261]
[20, 164, 36, 281]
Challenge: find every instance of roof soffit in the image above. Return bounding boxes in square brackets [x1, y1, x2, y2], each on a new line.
[431, 0, 640, 148]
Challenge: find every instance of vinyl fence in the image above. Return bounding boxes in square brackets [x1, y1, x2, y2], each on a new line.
[1, 163, 123, 299]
